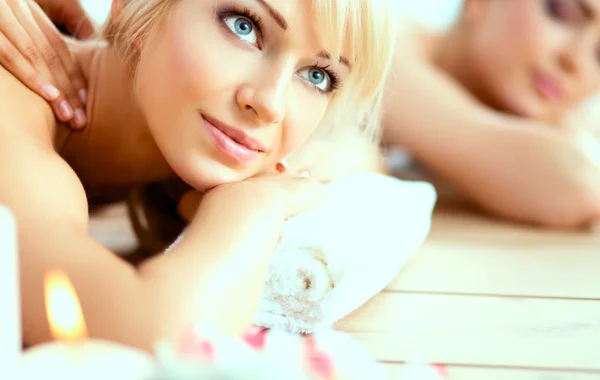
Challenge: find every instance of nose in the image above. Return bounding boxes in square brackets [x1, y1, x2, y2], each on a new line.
[558, 32, 595, 76]
[236, 64, 291, 125]
[558, 40, 584, 75]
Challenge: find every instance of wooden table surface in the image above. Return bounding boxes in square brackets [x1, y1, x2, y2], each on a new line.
[89, 198, 600, 380]
[336, 200, 600, 379]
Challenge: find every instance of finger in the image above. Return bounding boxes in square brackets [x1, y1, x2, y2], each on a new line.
[281, 177, 326, 218]
[22, 1, 87, 127]
[0, 0, 53, 79]
[0, 30, 60, 101]
[275, 160, 289, 174]
[0, 32, 75, 123]
[0, 0, 72, 116]
[0, 1, 78, 124]
[31, 4, 87, 104]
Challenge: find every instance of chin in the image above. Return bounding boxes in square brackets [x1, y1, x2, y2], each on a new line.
[168, 153, 251, 193]
[491, 86, 544, 120]
[504, 100, 540, 119]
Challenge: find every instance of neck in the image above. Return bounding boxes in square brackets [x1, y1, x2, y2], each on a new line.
[433, 27, 475, 92]
[71, 39, 173, 179]
[434, 27, 505, 113]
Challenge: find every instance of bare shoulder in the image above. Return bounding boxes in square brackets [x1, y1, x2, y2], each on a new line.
[0, 65, 88, 227]
[0, 65, 57, 146]
[395, 14, 439, 61]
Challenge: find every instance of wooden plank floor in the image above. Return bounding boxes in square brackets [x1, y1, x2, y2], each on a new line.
[89, 199, 600, 380]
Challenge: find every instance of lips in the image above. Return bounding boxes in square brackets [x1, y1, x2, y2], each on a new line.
[200, 113, 265, 165]
[532, 70, 565, 102]
[202, 114, 265, 152]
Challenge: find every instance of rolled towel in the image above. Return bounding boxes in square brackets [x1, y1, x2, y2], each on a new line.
[254, 173, 437, 333]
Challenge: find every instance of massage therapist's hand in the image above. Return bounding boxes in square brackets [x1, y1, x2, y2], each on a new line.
[0, 0, 92, 128]
[177, 173, 327, 224]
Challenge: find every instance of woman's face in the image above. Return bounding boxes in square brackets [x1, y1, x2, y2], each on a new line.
[461, 0, 600, 123]
[132, 0, 349, 191]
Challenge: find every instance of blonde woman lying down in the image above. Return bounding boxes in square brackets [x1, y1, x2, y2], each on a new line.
[9, 0, 600, 229]
[0, 0, 396, 351]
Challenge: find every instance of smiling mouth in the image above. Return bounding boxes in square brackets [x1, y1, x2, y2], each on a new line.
[200, 113, 264, 165]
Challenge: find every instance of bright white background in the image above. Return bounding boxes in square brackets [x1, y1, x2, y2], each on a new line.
[81, 0, 464, 29]
[81, 0, 111, 24]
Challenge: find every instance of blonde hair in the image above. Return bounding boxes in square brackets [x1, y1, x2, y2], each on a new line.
[104, 0, 397, 249]
[103, 0, 396, 143]
[309, 0, 397, 143]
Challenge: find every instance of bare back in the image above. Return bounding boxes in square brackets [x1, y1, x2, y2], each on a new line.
[0, 57, 160, 346]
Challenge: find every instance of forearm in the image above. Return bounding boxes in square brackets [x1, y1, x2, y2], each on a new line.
[388, 111, 600, 226]
[24, 201, 280, 352]
[21, 227, 147, 349]
[137, 188, 282, 345]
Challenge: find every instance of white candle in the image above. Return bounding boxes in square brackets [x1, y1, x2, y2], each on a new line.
[18, 341, 156, 380]
[0, 205, 19, 367]
[16, 270, 157, 379]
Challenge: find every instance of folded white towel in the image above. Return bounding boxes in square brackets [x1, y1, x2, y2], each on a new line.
[167, 173, 437, 334]
[253, 173, 437, 333]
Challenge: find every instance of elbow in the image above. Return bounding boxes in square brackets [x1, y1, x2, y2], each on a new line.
[537, 134, 600, 229]
[470, 180, 600, 230]
[534, 189, 600, 230]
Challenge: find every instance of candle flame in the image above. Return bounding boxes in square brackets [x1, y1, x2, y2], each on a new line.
[44, 271, 88, 341]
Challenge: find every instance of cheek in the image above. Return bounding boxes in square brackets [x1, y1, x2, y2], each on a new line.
[279, 94, 328, 156]
[474, 2, 547, 70]
[135, 7, 235, 131]
[582, 72, 600, 100]
[160, 11, 222, 101]
[507, 3, 546, 49]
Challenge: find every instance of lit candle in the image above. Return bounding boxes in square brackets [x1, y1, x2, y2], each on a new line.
[17, 271, 156, 379]
[43, 271, 88, 342]
[0, 206, 19, 368]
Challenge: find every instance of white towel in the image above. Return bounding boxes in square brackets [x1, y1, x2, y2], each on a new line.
[253, 173, 436, 333]
[167, 173, 437, 334]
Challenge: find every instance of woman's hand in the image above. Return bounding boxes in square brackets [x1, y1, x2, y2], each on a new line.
[0, 0, 91, 128]
[144, 174, 326, 339]
[284, 136, 388, 183]
[178, 173, 326, 223]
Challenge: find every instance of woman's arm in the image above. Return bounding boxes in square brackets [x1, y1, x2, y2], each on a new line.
[1, 124, 323, 351]
[382, 28, 600, 228]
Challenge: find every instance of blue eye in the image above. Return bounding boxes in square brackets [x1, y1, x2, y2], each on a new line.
[299, 67, 331, 91]
[234, 18, 252, 35]
[309, 69, 325, 85]
[224, 16, 258, 45]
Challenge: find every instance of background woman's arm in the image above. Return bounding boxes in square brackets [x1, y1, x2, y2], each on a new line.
[382, 29, 600, 227]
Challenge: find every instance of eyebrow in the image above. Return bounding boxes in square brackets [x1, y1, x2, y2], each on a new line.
[255, 0, 288, 30]
[253, 0, 351, 69]
[317, 51, 352, 70]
